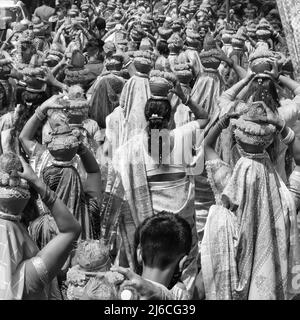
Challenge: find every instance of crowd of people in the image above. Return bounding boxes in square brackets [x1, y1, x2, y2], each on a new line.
[1, 0, 300, 300]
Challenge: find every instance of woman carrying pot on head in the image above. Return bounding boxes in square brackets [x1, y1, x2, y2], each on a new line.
[201, 102, 300, 300]
[19, 94, 102, 248]
[102, 71, 209, 299]
[0, 152, 81, 299]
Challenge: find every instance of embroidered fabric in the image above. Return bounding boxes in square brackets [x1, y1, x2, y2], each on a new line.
[0, 186, 31, 199]
[0, 211, 21, 222]
[236, 144, 269, 160]
[206, 159, 233, 204]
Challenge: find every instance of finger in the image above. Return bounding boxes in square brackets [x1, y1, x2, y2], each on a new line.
[17, 170, 26, 179]
[228, 112, 240, 119]
[18, 156, 28, 170]
[110, 266, 134, 280]
[121, 280, 134, 287]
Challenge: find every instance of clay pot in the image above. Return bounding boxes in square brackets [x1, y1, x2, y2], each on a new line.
[250, 58, 272, 74]
[175, 70, 193, 84]
[133, 58, 152, 74]
[149, 77, 171, 97]
[200, 50, 221, 69]
[48, 134, 79, 162]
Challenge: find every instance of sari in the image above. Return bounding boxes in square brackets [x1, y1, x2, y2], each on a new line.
[0, 216, 60, 300]
[28, 145, 98, 247]
[183, 48, 203, 79]
[103, 122, 206, 297]
[217, 89, 300, 182]
[201, 149, 300, 300]
[119, 74, 151, 142]
[87, 71, 125, 129]
[191, 68, 224, 118]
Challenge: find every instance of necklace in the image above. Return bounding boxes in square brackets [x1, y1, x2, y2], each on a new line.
[0, 211, 21, 222]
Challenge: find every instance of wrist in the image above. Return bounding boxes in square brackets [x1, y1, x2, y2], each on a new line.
[35, 106, 47, 121]
[31, 178, 46, 194]
[277, 118, 286, 132]
[226, 58, 234, 68]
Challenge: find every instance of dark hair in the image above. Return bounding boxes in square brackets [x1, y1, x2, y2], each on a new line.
[145, 98, 171, 129]
[242, 78, 281, 163]
[243, 78, 280, 112]
[11, 90, 48, 155]
[145, 98, 171, 163]
[134, 212, 192, 270]
[156, 40, 169, 56]
[95, 17, 106, 31]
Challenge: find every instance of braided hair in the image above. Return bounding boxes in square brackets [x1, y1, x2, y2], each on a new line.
[144, 98, 171, 164]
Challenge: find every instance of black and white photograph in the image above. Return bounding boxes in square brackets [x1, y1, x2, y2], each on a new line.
[0, 0, 300, 306]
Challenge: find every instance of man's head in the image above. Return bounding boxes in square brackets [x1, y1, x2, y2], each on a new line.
[135, 212, 192, 273]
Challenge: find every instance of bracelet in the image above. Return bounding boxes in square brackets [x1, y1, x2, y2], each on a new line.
[183, 94, 190, 105]
[217, 117, 229, 130]
[35, 107, 47, 122]
[281, 127, 295, 145]
[226, 58, 234, 68]
[123, 59, 132, 69]
[278, 119, 286, 134]
[41, 185, 58, 208]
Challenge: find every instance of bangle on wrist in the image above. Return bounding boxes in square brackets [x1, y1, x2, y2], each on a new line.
[281, 127, 295, 145]
[35, 106, 47, 122]
[41, 185, 57, 208]
[183, 94, 190, 105]
[217, 120, 227, 130]
[278, 119, 286, 134]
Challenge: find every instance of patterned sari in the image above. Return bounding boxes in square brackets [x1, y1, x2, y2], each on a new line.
[201, 148, 300, 300]
[191, 68, 224, 118]
[101, 126, 205, 298]
[29, 146, 99, 248]
[119, 74, 151, 143]
[0, 217, 60, 300]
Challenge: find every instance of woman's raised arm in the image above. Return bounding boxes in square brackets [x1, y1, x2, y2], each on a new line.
[18, 158, 81, 282]
[19, 95, 62, 156]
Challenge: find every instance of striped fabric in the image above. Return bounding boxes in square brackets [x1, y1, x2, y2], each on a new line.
[276, 0, 300, 81]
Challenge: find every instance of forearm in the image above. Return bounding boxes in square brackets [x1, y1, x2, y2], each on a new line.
[19, 113, 42, 156]
[204, 118, 227, 148]
[78, 145, 100, 173]
[278, 75, 300, 94]
[248, 37, 257, 48]
[231, 61, 247, 80]
[221, 74, 253, 101]
[187, 97, 208, 119]
[79, 26, 93, 41]
[51, 62, 65, 77]
[32, 178, 79, 232]
[48, 77, 67, 92]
